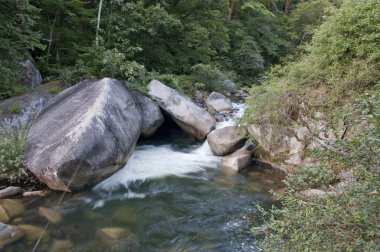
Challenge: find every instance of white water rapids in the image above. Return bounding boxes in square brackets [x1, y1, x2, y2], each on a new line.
[94, 103, 246, 193]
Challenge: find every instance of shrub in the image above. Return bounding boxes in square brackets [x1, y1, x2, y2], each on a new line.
[0, 128, 28, 182]
[190, 64, 233, 92]
[257, 89, 380, 251]
[7, 102, 22, 113]
[285, 164, 335, 192]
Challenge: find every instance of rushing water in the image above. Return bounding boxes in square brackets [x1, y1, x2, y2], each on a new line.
[6, 103, 284, 252]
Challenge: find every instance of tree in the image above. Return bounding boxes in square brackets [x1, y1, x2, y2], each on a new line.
[95, 0, 103, 49]
[0, 0, 44, 97]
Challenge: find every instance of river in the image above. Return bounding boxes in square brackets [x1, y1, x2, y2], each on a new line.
[6, 103, 283, 252]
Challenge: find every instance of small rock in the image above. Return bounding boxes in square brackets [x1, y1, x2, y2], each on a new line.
[336, 170, 355, 183]
[220, 147, 252, 172]
[0, 222, 24, 248]
[22, 190, 51, 197]
[0, 187, 22, 199]
[97, 227, 130, 242]
[50, 239, 73, 252]
[38, 207, 62, 224]
[194, 90, 203, 103]
[206, 92, 233, 113]
[297, 189, 336, 201]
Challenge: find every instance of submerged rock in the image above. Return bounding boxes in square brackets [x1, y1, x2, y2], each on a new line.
[24, 78, 142, 191]
[97, 227, 131, 242]
[50, 239, 73, 252]
[0, 187, 22, 199]
[38, 207, 62, 224]
[207, 126, 247, 156]
[132, 90, 164, 138]
[0, 199, 25, 223]
[148, 80, 215, 140]
[220, 147, 252, 172]
[205, 92, 233, 113]
[17, 224, 47, 242]
[0, 222, 24, 248]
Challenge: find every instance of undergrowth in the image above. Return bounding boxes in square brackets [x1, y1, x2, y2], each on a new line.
[0, 128, 28, 182]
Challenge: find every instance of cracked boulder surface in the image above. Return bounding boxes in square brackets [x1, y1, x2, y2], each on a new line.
[24, 78, 142, 192]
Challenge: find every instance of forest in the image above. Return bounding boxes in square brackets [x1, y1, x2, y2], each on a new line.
[0, 0, 379, 251]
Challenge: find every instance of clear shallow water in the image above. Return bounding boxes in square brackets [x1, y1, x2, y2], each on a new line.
[6, 104, 284, 252]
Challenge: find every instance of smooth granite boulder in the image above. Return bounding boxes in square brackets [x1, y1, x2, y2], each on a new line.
[205, 92, 233, 113]
[24, 78, 142, 191]
[148, 80, 215, 140]
[132, 91, 163, 138]
[207, 126, 247, 156]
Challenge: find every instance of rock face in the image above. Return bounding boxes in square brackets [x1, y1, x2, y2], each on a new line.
[19, 59, 42, 90]
[148, 80, 215, 140]
[207, 126, 247, 156]
[24, 78, 142, 192]
[220, 147, 252, 172]
[132, 91, 164, 138]
[248, 112, 347, 174]
[205, 92, 233, 113]
[0, 89, 54, 130]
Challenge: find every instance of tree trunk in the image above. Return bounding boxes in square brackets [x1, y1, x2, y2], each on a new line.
[285, 0, 291, 15]
[229, 0, 235, 20]
[47, 13, 57, 62]
[96, 0, 103, 49]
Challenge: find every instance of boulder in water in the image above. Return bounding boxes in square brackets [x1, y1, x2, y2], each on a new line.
[220, 147, 252, 172]
[0, 187, 22, 199]
[24, 78, 142, 191]
[148, 80, 215, 140]
[0, 222, 24, 248]
[132, 91, 164, 138]
[0, 199, 25, 222]
[207, 126, 247, 156]
[206, 92, 233, 113]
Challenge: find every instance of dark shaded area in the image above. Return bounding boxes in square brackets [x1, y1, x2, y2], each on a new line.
[0, 170, 47, 191]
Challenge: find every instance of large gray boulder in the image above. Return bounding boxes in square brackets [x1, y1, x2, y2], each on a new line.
[19, 59, 42, 90]
[207, 126, 247, 156]
[0, 89, 54, 131]
[148, 80, 215, 140]
[205, 92, 233, 113]
[24, 78, 142, 192]
[132, 91, 164, 138]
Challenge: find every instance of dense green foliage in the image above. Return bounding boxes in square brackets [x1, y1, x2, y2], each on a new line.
[1, 0, 293, 96]
[0, 0, 44, 98]
[245, 0, 380, 250]
[245, 0, 380, 126]
[259, 90, 380, 251]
